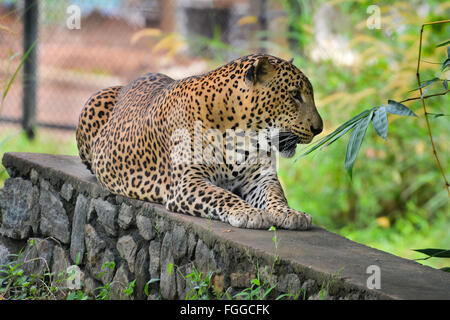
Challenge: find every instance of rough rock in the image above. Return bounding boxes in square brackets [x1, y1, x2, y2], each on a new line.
[60, 182, 74, 201]
[301, 279, 317, 297]
[278, 273, 301, 295]
[195, 238, 217, 274]
[159, 231, 177, 299]
[172, 224, 187, 261]
[92, 198, 118, 236]
[135, 246, 150, 300]
[84, 224, 106, 277]
[51, 245, 75, 288]
[0, 237, 24, 269]
[70, 194, 89, 264]
[148, 239, 161, 281]
[230, 272, 255, 288]
[110, 263, 133, 300]
[97, 249, 116, 285]
[176, 263, 194, 299]
[29, 168, 39, 184]
[19, 238, 55, 275]
[0, 243, 10, 268]
[118, 203, 134, 229]
[0, 178, 40, 239]
[65, 265, 85, 290]
[39, 180, 70, 243]
[136, 213, 154, 240]
[83, 276, 100, 298]
[117, 235, 138, 273]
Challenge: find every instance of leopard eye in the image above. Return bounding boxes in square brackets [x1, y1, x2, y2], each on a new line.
[291, 90, 304, 103]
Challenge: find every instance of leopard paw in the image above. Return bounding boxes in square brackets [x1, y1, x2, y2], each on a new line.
[269, 208, 312, 230]
[227, 208, 271, 229]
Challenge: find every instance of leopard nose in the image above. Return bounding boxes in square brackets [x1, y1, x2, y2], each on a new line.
[310, 125, 323, 136]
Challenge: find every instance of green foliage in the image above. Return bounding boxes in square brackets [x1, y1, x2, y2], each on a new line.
[1, 39, 37, 108]
[413, 248, 450, 272]
[297, 100, 417, 178]
[436, 39, 450, 48]
[144, 278, 160, 297]
[66, 290, 89, 300]
[123, 280, 136, 297]
[232, 270, 277, 300]
[95, 261, 116, 300]
[413, 248, 450, 259]
[269, 226, 279, 267]
[414, 248, 450, 272]
[188, 26, 245, 63]
[0, 249, 81, 300]
[184, 266, 220, 300]
[271, 2, 450, 269]
[0, 130, 78, 187]
[0, 36, 45, 186]
[0, 250, 141, 300]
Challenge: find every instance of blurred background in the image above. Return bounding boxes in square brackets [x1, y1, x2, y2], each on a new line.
[0, 0, 449, 269]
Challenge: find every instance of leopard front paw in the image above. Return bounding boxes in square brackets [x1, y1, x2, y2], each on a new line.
[269, 208, 312, 231]
[227, 208, 271, 229]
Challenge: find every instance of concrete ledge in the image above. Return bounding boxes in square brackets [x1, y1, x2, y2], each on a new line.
[1, 152, 450, 300]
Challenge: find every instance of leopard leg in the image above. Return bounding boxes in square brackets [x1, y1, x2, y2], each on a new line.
[239, 167, 312, 230]
[166, 164, 271, 229]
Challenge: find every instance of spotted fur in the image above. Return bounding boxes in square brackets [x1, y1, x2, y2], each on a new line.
[76, 54, 323, 230]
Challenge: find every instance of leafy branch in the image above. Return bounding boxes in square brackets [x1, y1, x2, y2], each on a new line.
[416, 20, 450, 198]
[413, 248, 450, 272]
[296, 100, 416, 178]
[0, 39, 38, 118]
[296, 20, 449, 197]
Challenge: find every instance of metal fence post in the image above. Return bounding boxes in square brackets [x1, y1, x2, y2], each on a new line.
[259, 0, 268, 53]
[22, 0, 39, 139]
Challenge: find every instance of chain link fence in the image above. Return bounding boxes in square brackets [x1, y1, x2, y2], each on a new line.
[0, 0, 283, 136]
[1, 0, 166, 134]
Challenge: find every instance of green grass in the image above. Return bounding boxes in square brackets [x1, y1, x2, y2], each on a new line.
[342, 213, 450, 270]
[0, 128, 78, 187]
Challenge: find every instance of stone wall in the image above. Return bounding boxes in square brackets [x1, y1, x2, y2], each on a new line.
[1, 152, 450, 300]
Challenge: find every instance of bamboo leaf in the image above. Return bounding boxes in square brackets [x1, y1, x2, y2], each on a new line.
[435, 40, 450, 48]
[344, 110, 374, 179]
[386, 100, 417, 117]
[428, 113, 449, 119]
[420, 84, 432, 99]
[296, 109, 371, 160]
[319, 122, 357, 150]
[2, 39, 38, 102]
[328, 109, 372, 134]
[410, 77, 439, 92]
[413, 248, 450, 258]
[441, 58, 450, 72]
[372, 106, 388, 140]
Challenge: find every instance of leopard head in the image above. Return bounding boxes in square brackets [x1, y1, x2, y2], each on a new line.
[243, 55, 323, 158]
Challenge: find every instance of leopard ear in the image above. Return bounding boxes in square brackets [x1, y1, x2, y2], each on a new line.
[245, 57, 276, 86]
[288, 57, 294, 63]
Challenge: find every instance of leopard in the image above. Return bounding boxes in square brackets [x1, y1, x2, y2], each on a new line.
[76, 54, 323, 230]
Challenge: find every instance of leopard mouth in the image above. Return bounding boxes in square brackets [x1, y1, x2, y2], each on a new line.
[273, 131, 302, 158]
